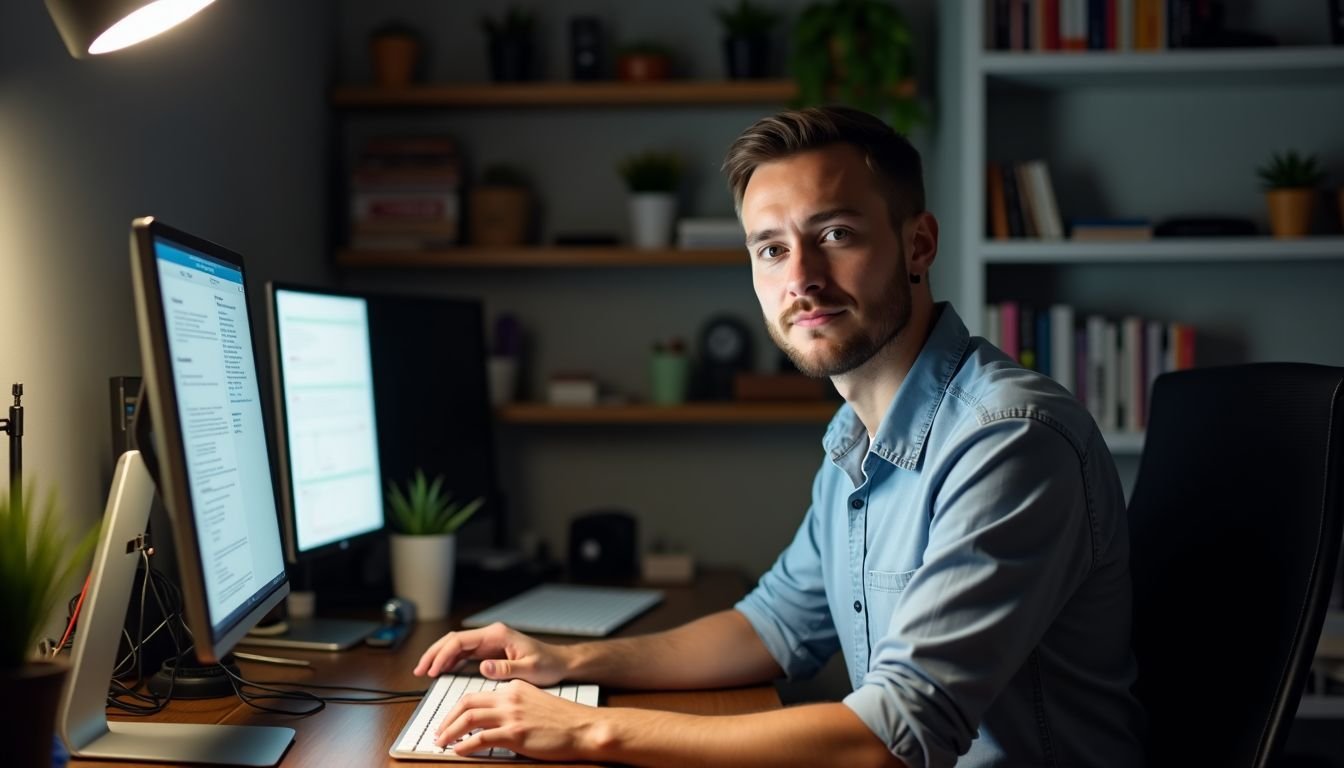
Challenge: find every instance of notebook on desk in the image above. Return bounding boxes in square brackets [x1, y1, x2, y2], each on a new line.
[461, 584, 664, 637]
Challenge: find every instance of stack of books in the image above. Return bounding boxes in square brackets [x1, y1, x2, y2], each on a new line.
[984, 301, 1196, 432]
[350, 136, 462, 249]
[676, 218, 744, 250]
[987, 160, 1063, 240]
[987, 0, 1214, 52]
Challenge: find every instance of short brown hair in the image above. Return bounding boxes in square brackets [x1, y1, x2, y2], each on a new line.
[722, 106, 925, 226]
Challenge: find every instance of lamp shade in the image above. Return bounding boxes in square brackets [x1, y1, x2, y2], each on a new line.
[44, 0, 216, 58]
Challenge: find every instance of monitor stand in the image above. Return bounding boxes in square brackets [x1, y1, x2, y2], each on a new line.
[240, 616, 377, 651]
[58, 451, 293, 766]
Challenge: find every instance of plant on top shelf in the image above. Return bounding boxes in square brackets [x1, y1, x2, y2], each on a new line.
[368, 20, 422, 88]
[619, 150, 684, 249]
[481, 5, 536, 82]
[791, 0, 923, 133]
[1257, 150, 1324, 239]
[715, 0, 780, 79]
[616, 40, 674, 81]
[386, 469, 483, 536]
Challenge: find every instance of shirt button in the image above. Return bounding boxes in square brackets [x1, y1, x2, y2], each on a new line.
[850, 498, 864, 509]
[853, 600, 862, 613]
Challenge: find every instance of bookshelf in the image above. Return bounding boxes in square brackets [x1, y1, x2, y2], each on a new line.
[945, 4, 1344, 460]
[944, 3, 1344, 723]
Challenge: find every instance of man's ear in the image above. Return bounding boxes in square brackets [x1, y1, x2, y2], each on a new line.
[906, 212, 939, 277]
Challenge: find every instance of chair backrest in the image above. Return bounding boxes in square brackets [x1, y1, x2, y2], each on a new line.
[1128, 363, 1344, 767]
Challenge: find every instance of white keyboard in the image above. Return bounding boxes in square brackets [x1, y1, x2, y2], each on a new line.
[461, 584, 664, 637]
[389, 674, 599, 761]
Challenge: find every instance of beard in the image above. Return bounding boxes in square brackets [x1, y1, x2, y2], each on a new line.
[765, 260, 912, 379]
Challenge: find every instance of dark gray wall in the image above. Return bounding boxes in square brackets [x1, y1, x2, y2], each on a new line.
[0, 0, 333, 634]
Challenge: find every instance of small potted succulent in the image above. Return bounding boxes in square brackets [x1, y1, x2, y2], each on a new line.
[791, 0, 922, 132]
[481, 6, 536, 82]
[618, 150, 683, 249]
[386, 470, 483, 620]
[715, 0, 780, 79]
[369, 20, 422, 88]
[1, 481, 99, 766]
[469, 164, 533, 247]
[616, 41, 674, 82]
[1257, 150, 1324, 238]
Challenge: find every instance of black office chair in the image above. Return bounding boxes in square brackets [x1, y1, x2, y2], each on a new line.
[1127, 363, 1344, 767]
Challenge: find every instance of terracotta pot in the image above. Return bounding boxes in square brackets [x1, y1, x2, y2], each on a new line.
[469, 186, 531, 246]
[0, 662, 69, 767]
[617, 53, 670, 82]
[370, 34, 420, 88]
[1265, 188, 1315, 238]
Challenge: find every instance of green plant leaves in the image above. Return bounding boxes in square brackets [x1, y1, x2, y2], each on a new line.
[1256, 150, 1324, 189]
[0, 481, 100, 667]
[386, 469, 483, 536]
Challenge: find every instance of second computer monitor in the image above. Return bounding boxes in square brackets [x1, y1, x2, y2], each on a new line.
[268, 284, 385, 563]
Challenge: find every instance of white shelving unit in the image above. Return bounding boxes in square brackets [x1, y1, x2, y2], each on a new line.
[944, 4, 1344, 724]
[946, 8, 1344, 462]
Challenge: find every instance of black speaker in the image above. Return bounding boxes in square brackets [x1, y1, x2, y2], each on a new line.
[568, 510, 636, 582]
[569, 16, 604, 81]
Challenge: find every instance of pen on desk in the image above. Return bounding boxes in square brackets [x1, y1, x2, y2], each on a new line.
[233, 650, 312, 668]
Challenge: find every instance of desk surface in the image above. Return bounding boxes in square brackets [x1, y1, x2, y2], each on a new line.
[72, 569, 781, 767]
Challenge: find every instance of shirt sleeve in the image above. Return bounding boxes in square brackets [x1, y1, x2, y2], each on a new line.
[843, 417, 1095, 768]
[735, 483, 840, 681]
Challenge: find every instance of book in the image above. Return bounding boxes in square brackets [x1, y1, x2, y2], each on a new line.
[1023, 160, 1064, 240]
[1014, 163, 1040, 239]
[987, 164, 1010, 240]
[1050, 304, 1075, 395]
[1020, 304, 1038, 370]
[1002, 167, 1026, 238]
[985, 304, 1002, 350]
[1000, 301, 1021, 361]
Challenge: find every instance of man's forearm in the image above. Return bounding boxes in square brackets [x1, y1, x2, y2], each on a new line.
[585, 701, 905, 768]
[561, 609, 782, 690]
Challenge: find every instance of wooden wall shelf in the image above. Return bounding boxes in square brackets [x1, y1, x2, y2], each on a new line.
[496, 402, 838, 425]
[336, 247, 745, 269]
[331, 79, 918, 109]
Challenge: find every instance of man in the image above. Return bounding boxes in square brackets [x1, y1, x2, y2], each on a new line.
[414, 106, 1146, 767]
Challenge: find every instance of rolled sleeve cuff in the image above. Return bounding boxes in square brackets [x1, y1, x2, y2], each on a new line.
[733, 595, 823, 681]
[843, 684, 928, 768]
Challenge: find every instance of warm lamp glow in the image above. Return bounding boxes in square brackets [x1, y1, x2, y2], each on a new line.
[45, 0, 217, 58]
[87, 0, 216, 55]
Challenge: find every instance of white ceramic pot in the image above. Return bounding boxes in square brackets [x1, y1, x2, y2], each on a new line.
[389, 533, 456, 620]
[628, 192, 677, 249]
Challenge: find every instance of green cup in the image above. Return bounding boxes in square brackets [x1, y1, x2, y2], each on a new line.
[649, 352, 689, 405]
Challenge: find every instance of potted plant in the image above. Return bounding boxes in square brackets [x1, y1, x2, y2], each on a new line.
[1257, 150, 1324, 238]
[481, 6, 536, 82]
[1, 481, 99, 766]
[791, 0, 923, 133]
[469, 164, 533, 247]
[386, 470, 483, 621]
[715, 0, 780, 79]
[369, 20, 422, 88]
[619, 150, 683, 249]
[616, 41, 674, 82]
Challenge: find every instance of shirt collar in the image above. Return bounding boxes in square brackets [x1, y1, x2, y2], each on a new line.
[822, 302, 969, 472]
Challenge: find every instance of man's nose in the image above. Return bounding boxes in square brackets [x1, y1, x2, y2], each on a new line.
[786, 242, 827, 297]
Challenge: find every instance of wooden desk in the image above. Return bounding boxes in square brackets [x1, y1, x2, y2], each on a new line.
[73, 569, 781, 767]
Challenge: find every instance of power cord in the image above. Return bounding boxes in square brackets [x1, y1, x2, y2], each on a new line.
[55, 546, 426, 716]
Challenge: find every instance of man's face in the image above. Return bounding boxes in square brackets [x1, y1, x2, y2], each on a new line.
[741, 144, 912, 378]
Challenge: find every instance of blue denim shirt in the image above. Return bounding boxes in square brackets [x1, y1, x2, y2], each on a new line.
[736, 303, 1146, 768]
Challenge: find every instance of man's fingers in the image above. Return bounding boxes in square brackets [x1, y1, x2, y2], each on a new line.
[452, 726, 512, 757]
[434, 695, 502, 747]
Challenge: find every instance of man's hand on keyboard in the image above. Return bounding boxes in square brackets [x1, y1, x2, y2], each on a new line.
[414, 622, 569, 686]
[433, 679, 601, 760]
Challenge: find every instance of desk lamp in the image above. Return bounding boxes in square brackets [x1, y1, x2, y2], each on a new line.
[44, 0, 217, 58]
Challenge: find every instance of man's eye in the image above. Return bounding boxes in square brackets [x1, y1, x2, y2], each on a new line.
[758, 244, 784, 260]
[823, 228, 850, 242]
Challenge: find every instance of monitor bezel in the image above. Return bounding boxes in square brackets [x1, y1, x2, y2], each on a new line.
[266, 281, 386, 564]
[129, 216, 289, 663]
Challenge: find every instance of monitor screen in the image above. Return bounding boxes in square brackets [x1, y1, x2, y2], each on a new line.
[130, 217, 288, 662]
[268, 285, 384, 562]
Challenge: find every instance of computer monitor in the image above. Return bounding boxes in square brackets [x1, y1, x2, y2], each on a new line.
[58, 218, 294, 765]
[237, 283, 385, 652]
[267, 284, 384, 563]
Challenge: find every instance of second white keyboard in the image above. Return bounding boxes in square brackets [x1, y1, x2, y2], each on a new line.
[389, 674, 600, 762]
